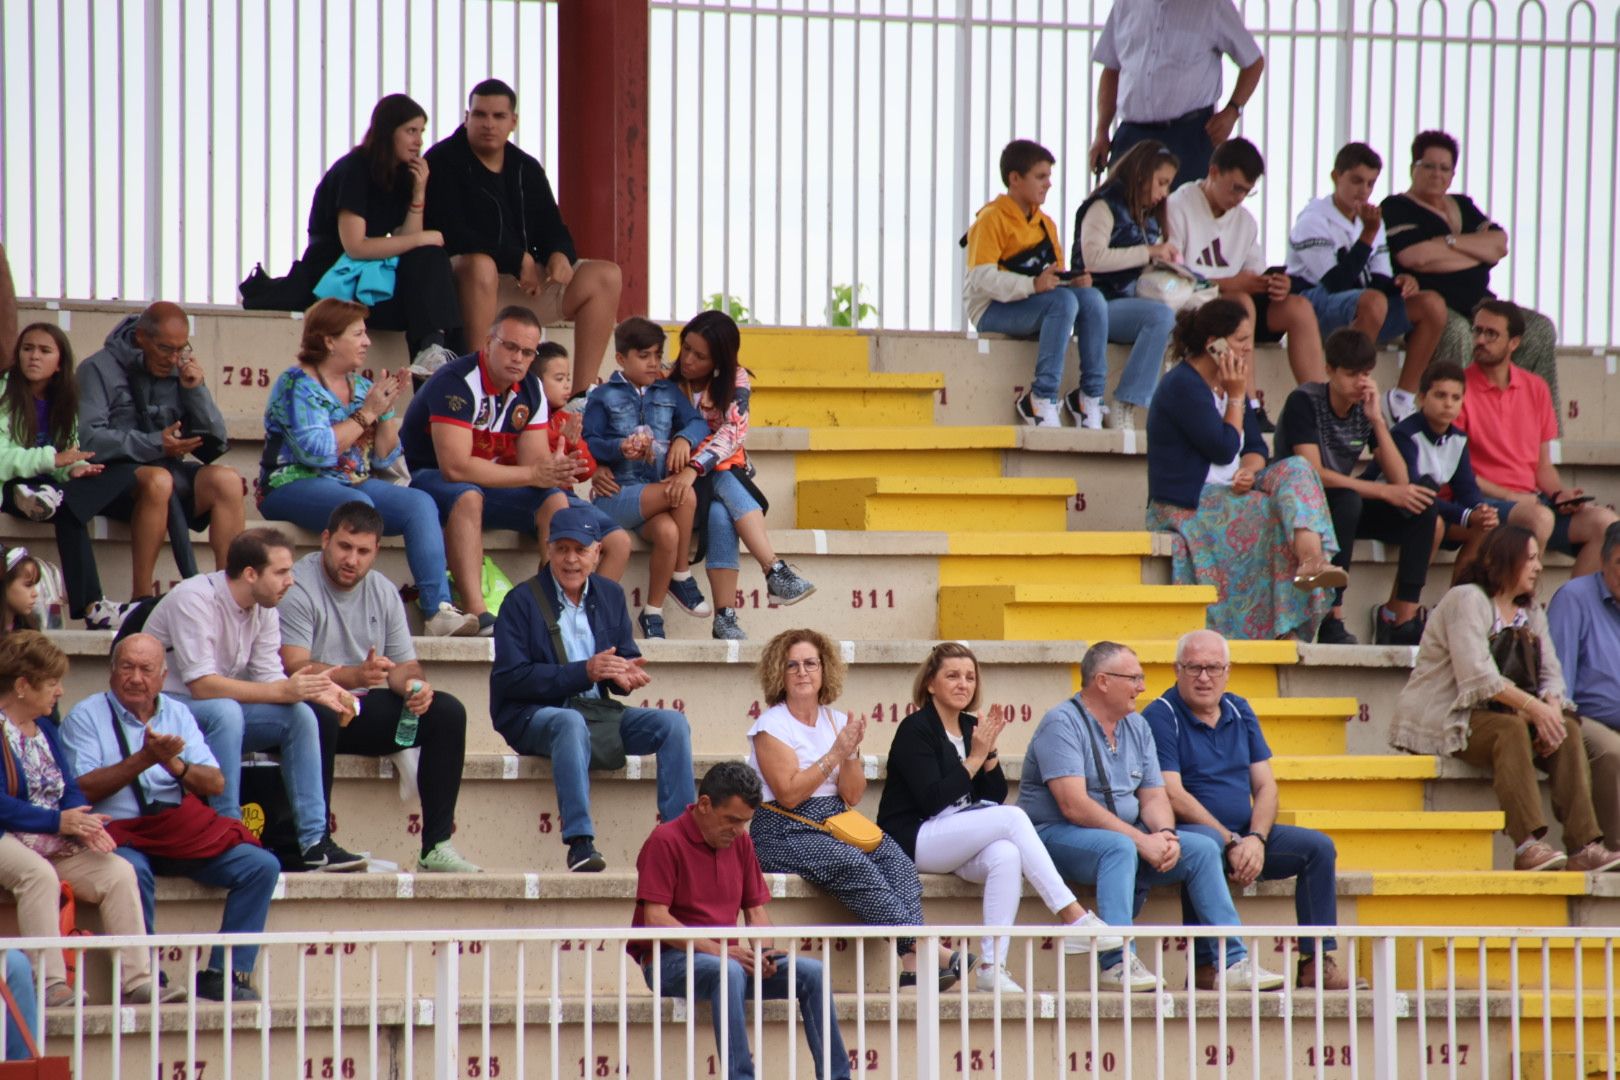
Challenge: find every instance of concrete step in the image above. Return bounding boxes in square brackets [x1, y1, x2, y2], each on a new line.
[1246, 697, 1359, 756]
[1441, 937, 1611, 991]
[939, 584, 1216, 640]
[1272, 810, 1505, 872]
[1269, 755, 1436, 812]
[796, 476, 1075, 532]
[750, 370, 944, 428]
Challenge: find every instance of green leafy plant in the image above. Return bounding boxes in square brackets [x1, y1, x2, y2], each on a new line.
[703, 293, 753, 324]
[826, 283, 878, 328]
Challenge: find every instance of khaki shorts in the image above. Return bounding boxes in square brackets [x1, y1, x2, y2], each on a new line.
[496, 275, 568, 325]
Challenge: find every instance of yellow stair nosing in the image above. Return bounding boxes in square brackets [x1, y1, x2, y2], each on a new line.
[1270, 755, 1440, 780]
[1368, 871, 1590, 896]
[805, 426, 1020, 451]
[944, 531, 1157, 556]
[1277, 809, 1504, 830]
[943, 584, 1218, 604]
[1244, 696, 1360, 717]
[1127, 640, 1300, 664]
[760, 371, 943, 389]
[801, 477, 1075, 497]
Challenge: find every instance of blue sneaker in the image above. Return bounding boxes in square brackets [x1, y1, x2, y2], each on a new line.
[667, 576, 711, 616]
[638, 610, 666, 639]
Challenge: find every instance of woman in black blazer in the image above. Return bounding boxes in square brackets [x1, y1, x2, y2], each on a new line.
[877, 643, 1121, 993]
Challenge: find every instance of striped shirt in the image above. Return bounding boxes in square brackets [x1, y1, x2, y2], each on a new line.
[1093, 0, 1262, 124]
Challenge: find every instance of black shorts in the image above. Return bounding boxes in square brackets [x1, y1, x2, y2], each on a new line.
[101, 459, 215, 531]
[1250, 292, 1287, 344]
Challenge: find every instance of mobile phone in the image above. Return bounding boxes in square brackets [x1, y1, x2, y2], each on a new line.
[1264, 265, 1286, 276]
[763, 950, 788, 966]
[1208, 337, 1231, 360]
[1554, 494, 1595, 509]
[1054, 269, 1085, 281]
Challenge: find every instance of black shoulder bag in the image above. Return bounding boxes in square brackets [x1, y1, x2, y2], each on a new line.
[1070, 696, 1118, 819]
[526, 578, 629, 772]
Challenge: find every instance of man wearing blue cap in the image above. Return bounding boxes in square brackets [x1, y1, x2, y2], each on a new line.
[491, 505, 695, 871]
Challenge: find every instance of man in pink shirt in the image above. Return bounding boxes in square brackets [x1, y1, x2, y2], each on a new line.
[1456, 300, 1617, 576]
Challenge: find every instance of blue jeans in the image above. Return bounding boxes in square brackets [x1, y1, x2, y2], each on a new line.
[1301, 284, 1413, 341]
[593, 482, 652, 532]
[645, 950, 850, 1080]
[173, 694, 329, 850]
[502, 704, 694, 842]
[1104, 296, 1176, 407]
[115, 844, 281, 976]
[706, 470, 765, 572]
[1036, 823, 1246, 969]
[2, 949, 39, 1061]
[260, 476, 452, 612]
[975, 285, 1108, 402]
[409, 468, 548, 533]
[1178, 823, 1339, 965]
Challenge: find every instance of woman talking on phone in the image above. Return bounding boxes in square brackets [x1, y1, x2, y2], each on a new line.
[1144, 300, 1344, 642]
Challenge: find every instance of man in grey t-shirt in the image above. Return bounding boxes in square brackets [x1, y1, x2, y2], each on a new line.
[277, 501, 479, 873]
[1019, 642, 1283, 993]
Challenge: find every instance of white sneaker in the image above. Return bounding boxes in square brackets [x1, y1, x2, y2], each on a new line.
[408, 343, 459, 378]
[1105, 402, 1137, 433]
[13, 483, 62, 521]
[1016, 390, 1063, 428]
[973, 964, 1024, 993]
[1385, 387, 1417, 424]
[1062, 911, 1126, 954]
[1079, 394, 1105, 429]
[84, 598, 139, 631]
[1099, 954, 1163, 993]
[1203, 957, 1286, 992]
[423, 601, 481, 637]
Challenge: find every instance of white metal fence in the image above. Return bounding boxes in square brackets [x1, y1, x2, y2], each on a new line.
[1, 2, 1617, 344]
[5, 923, 1616, 1079]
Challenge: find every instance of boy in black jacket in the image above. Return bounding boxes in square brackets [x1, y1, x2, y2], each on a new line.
[424, 78, 622, 394]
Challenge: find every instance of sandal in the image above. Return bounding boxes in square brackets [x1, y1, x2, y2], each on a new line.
[1293, 557, 1348, 592]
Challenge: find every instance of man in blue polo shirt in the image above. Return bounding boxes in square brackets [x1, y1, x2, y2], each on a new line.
[399, 303, 588, 634]
[1142, 629, 1360, 990]
[1547, 522, 1620, 848]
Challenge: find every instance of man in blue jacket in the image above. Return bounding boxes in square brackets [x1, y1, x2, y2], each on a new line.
[491, 506, 694, 872]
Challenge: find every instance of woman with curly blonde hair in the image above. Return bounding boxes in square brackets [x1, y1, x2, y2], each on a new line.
[746, 629, 964, 990]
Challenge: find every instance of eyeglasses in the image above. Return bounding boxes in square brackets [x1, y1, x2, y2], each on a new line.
[153, 342, 194, 359]
[1471, 326, 1504, 343]
[491, 335, 539, 362]
[786, 659, 823, 673]
[1176, 663, 1229, 678]
[1416, 161, 1455, 174]
[1102, 671, 1147, 686]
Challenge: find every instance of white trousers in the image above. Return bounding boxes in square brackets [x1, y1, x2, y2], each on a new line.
[913, 804, 1079, 967]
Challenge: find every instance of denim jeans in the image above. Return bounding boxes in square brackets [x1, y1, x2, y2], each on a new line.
[2, 949, 39, 1061]
[502, 704, 694, 841]
[1103, 296, 1176, 408]
[705, 470, 765, 572]
[115, 843, 282, 976]
[172, 694, 329, 850]
[974, 286, 1108, 402]
[260, 476, 453, 612]
[1036, 822, 1246, 969]
[1179, 823, 1339, 965]
[644, 950, 850, 1080]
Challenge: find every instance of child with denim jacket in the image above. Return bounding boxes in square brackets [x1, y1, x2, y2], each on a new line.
[583, 317, 712, 639]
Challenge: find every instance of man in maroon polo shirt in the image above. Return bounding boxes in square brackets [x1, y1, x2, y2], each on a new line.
[631, 761, 850, 1080]
[1456, 298, 1618, 577]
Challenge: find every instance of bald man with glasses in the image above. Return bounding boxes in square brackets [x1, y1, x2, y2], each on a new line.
[1142, 629, 1360, 990]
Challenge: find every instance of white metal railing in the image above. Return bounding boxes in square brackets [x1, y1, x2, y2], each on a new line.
[0, 2, 1616, 344]
[4, 923, 1616, 1079]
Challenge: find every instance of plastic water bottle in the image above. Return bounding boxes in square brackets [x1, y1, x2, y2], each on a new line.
[395, 681, 424, 747]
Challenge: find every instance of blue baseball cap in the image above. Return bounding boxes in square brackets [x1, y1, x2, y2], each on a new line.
[548, 506, 602, 547]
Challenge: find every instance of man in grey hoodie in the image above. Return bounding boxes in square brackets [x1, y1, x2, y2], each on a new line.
[74, 302, 245, 629]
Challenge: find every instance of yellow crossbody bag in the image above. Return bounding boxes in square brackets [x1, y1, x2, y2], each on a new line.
[761, 802, 883, 853]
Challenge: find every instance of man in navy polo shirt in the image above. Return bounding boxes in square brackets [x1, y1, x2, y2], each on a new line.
[1547, 522, 1620, 847]
[399, 303, 590, 634]
[630, 761, 849, 1080]
[1142, 629, 1360, 990]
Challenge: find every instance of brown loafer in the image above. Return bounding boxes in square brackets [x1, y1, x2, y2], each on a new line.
[1296, 954, 1368, 991]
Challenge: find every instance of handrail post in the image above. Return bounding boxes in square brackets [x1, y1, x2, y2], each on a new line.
[1370, 935, 1401, 1080]
[434, 940, 460, 1080]
[916, 934, 942, 1079]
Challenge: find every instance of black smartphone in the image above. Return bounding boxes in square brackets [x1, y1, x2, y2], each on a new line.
[1054, 269, 1085, 281]
[1554, 494, 1595, 510]
[1264, 265, 1286, 276]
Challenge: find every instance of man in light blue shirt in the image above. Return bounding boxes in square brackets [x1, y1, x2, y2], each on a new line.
[1019, 641, 1283, 993]
[59, 634, 281, 1002]
[1547, 522, 1620, 846]
[1088, 0, 1265, 185]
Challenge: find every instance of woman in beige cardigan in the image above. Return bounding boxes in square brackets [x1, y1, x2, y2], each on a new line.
[1389, 526, 1620, 873]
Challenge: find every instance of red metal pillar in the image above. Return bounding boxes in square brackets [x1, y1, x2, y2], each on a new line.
[557, 0, 649, 319]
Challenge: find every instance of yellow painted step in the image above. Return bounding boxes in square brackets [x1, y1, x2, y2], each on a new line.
[940, 531, 1155, 588]
[938, 583, 1216, 641]
[1271, 754, 1436, 811]
[789, 427, 1016, 482]
[1274, 810, 1504, 872]
[1522, 1048, 1617, 1080]
[753, 371, 942, 427]
[797, 477, 1074, 533]
[1439, 937, 1610, 990]
[1128, 639, 1296, 699]
[1246, 696, 1358, 756]
[665, 325, 872, 374]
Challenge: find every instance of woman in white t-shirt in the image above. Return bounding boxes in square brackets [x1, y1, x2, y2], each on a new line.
[747, 629, 964, 990]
